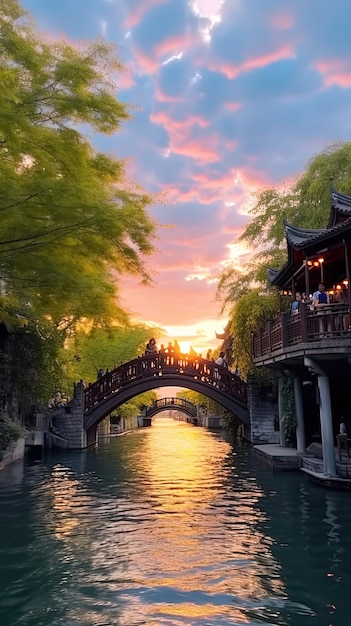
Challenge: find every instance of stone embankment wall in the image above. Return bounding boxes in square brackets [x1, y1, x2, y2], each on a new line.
[110, 416, 138, 434]
[0, 438, 25, 470]
[248, 378, 280, 444]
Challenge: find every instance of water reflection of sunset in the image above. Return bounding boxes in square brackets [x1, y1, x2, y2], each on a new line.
[43, 464, 93, 541]
[100, 415, 287, 622]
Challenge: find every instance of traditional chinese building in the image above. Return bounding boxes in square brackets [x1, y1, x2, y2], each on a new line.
[252, 185, 351, 480]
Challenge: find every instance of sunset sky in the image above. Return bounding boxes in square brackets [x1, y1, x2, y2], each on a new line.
[21, 0, 351, 354]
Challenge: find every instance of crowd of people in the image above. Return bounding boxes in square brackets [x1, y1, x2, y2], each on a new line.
[290, 282, 350, 333]
[144, 338, 230, 368]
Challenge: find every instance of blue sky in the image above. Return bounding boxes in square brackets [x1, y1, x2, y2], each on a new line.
[20, 0, 351, 352]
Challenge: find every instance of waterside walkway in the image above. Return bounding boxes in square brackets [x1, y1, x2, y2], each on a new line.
[254, 443, 351, 489]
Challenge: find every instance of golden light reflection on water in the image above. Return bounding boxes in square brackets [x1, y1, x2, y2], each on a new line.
[85, 416, 287, 624]
[33, 417, 287, 625]
[42, 464, 93, 541]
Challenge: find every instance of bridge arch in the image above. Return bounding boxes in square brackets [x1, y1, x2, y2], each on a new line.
[84, 354, 248, 431]
[145, 397, 197, 419]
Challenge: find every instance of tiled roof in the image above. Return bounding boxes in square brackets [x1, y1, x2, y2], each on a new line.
[285, 217, 351, 249]
[267, 268, 280, 283]
[331, 188, 351, 212]
[285, 222, 327, 247]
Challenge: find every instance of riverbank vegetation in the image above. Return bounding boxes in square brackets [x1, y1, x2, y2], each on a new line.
[0, 1, 159, 415]
[217, 142, 351, 379]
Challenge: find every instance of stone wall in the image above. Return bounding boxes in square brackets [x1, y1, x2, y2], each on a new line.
[203, 414, 222, 429]
[248, 378, 280, 444]
[0, 438, 25, 470]
[51, 381, 87, 449]
[97, 416, 110, 436]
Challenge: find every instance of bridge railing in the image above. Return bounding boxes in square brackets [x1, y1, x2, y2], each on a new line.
[84, 354, 247, 412]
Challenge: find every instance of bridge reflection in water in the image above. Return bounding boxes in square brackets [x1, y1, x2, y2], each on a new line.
[84, 354, 248, 430]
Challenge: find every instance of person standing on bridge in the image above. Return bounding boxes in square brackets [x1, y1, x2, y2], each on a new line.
[145, 338, 158, 355]
[215, 351, 227, 367]
[173, 339, 181, 357]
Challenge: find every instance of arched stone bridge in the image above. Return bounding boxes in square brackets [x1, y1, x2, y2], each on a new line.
[145, 397, 198, 419]
[84, 353, 249, 431]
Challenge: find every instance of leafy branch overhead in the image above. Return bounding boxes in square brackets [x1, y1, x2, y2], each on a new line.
[0, 0, 157, 326]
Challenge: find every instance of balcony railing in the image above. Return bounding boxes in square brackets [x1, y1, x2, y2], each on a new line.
[252, 303, 350, 360]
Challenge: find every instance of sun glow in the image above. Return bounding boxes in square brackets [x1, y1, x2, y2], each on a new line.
[180, 341, 191, 354]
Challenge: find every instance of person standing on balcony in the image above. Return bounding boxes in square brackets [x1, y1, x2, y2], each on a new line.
[312, 282, 329, 306]
[312, 282, 330, 334]
[291, 292, 302, 315]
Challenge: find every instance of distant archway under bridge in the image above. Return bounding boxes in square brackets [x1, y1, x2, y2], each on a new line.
[145, 397, 198, 420]
[84, 354, 249, 433]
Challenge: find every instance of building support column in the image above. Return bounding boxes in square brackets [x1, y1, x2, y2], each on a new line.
[293, 376, 306, 453]
[304, 358, 336, 477]
[278, 376, 286, 447]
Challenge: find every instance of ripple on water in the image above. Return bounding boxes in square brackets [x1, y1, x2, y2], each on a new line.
[1, 419, 351, 625]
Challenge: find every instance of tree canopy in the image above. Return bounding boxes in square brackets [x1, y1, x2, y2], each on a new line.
[0, 0, 156, 327]
[217, 142, 351, 378]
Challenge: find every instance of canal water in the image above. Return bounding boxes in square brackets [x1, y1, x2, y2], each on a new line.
[0, 417, 350, 626]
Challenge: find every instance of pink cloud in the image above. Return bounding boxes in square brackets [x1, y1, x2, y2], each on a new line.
[269, 11, 295, 30]
[116, 70, 136, 90]
[125, 0, 169, 28]
[44, 31, 80, 48]
[224, 101, 242, 111]
[313, 59, 351, 88]
[122, 275, 221, 326]
[154, 33, 195, 58]
[151, 109, 218, 162]
[150, 109, 209, 130]
[210, 45, 296, 79]
[130, 44, 159, 74]
[158, 163, 270, 208]
[154, 85, 186, 102]
[169, 134, 220, 162]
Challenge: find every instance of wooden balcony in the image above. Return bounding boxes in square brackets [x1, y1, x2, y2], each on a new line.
[252, 303, 351, 366]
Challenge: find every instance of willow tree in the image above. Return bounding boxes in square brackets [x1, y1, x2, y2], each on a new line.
[218, 142, 351, 305]
[63, 324, 162, 388]
[0, 0, 159, 410]
[0, 0, 156, 328]
[217, 142, 351, 378]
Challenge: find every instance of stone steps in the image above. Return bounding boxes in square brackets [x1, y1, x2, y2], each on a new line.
[301, 456, 324, 473]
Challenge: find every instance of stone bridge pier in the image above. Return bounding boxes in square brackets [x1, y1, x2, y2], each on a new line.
[52, 381, 93, 449]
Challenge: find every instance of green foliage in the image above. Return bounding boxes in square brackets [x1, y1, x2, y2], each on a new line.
[218, 142, 351, 309]
[10, 320, 65, 408]
[216, 142, 351, 381]
[281, 377, 296, 446]
[117, 391, 157, 420]
[0, 0, 156, 327]
[62, 324, 162, 388]
[176, 390, 221, 414]
[0, 1, 162, 409]
[0, 416, 28, 451]
[229, 290, 280, 380]
[240, 142, 351, 252]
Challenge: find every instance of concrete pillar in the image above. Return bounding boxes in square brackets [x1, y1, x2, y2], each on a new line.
[293, 377, 306, 453]
[304, 358, 336, 477]
[317, 375, 336, 477]
[278, 376, 286, 447]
